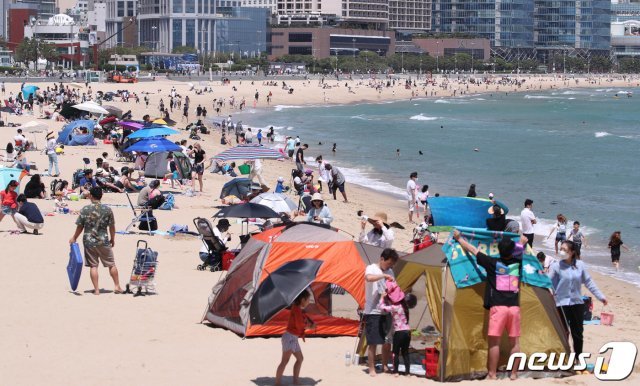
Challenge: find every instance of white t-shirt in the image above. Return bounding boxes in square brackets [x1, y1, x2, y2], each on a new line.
[520, 208, 536, 234]
[364, 263, 395, 315]
[406, 179, 417, 201]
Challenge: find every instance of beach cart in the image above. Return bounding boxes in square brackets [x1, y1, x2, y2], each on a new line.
[124, 240, 159, 297]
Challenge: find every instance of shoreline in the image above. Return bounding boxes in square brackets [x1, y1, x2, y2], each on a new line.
[0, 77, 638, 385]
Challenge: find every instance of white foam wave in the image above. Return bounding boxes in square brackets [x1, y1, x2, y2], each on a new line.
[434, 99, 450, 104]
[595, 131, 611, 138]
[561, 90, 581, 95]
[524, 95, 567, 100]
[274, 105, 304, 112]
[350, 115, 380, 121]
[410, 114, 438, 121]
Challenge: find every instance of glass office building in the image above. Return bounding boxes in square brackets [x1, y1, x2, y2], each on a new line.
[534, 0, 611, 50]
[138, 1, 269, 54]
[431, 0, 535, 48]
[215, 7, 270, 56]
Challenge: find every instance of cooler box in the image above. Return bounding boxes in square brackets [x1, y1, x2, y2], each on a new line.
[423, 347, 439, 379]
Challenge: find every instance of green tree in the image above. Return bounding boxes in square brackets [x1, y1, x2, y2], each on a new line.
[15, 38, 58, 67]
[172, 45, 197, 54]
[589, 56, 612, 73]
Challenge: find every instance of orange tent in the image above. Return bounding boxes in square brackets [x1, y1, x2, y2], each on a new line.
[203, 223, 387, 337]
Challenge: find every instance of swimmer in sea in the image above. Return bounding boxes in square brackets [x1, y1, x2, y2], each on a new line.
[396, 149, 400, 159]
[419, 150, 423, 155]
[332, 143, 336, 153]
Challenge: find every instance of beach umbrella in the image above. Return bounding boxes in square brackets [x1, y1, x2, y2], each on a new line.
[67, 83, 83, 89]
[152, 118, 167, 125]
[73, 101, 109, 115]
[127, 126, 180, 139]
[117, 121, 144, 131]
[213, 145, 286, 161]
[213, 202, 280, 219]
[250, 193, 297, 213]
[249, 259, 323, 325]
[103, 105, 123, 118]
[153, 117, 177, 126]
[219, 178, 253, 199]
[124, 137, 181, 153]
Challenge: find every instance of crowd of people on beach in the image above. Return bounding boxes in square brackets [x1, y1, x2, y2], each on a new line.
[0, 75, 635, 383]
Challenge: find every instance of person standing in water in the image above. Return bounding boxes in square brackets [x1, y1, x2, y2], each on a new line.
[608, 231, 629, 271]
[546, 214, 568, 254]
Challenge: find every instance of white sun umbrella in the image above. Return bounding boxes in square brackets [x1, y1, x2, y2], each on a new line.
[250, 192, 297, 214]
[68, 82, 84, 89]
[72, 101, 109, 115]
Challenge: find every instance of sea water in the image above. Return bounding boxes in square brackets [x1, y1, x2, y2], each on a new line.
[237, 88, 640, 285]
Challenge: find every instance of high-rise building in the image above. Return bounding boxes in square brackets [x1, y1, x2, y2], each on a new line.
[342, 0, 389, 28]
[611, 0, 640, 58]
[388, 0, 431, 31]
[137, 1, 269, 54]
[17, 0, 58, 19]
[534, 0, 611, 51]
[431, 0, 534, 48]
[105, 0, 138, 48]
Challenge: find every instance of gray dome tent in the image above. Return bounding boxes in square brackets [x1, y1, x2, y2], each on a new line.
[143, 151, 192, 178]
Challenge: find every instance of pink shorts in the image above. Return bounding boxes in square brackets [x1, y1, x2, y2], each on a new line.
[488, 306, 521, 337]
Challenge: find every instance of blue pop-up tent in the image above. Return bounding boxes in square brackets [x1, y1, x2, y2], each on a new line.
[0, 168, 27, 192]
[57, 120, 96, 146]
[21, 85, 39, 99]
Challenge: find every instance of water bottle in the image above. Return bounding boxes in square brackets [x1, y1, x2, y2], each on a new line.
[345, 351, 351, 366]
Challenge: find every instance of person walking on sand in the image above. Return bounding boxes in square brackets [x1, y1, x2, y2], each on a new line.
[295, 144, 308, 172]
[364, 248, 399, 376]
[406, 172, 418, 223]
[453, 229, 527, 380]
[324, 163, 348, 203]
[69, 187, 123, 295]
[608, 231, 629, 271]
[520, 199, 536, 248]
[274, 290, 315, 386]
[567, 221, 587, 258]
[548, 241, 607, 356]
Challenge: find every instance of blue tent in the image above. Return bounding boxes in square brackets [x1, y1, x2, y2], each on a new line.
[57, 120, 96, 146]
[22, 85, 39, 99]
[0, 168, 26, 192]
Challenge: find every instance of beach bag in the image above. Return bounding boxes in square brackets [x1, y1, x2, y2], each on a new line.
[159, 193, 175, 210]
[600, 307, 614, 326]
[170, 224, 189, 233]
[238, 164, 251, 175]
[138, 213, 158, 231]
[133, 247, 158, 275]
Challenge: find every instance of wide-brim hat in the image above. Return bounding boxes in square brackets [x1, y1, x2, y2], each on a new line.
[95, 168, 106, 176]
[311, 193, 323, 203]
[386, 280, 405, 304]
[368, 212, 388, 224]
[488, 205, 503, 215]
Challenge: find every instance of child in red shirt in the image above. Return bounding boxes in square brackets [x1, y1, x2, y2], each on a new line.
[275, 290, 315, 386]
[0, 180, 19, 225]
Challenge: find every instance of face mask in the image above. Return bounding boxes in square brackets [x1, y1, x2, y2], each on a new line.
[559, 251, 567, 257]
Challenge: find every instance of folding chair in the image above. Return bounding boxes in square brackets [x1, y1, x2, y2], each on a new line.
[193, 217, 227, 272]
[124, 192, 156, 235]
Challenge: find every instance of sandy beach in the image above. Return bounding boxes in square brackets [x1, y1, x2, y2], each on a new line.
[0, 75, 638, 385]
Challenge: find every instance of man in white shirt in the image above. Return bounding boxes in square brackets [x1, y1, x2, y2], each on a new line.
[359, 212, 395, 249]
[364, 248, 399, 376]
[14, 129, 29, 150]
[520, 199, 537, 247]
[213, 219, 231, 248]
[406, 172, 418, 223]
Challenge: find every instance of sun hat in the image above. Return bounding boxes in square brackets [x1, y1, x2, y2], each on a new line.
[277, 176, 284, 182]
[368, 212, 388, 224]
[385, 280, 405, 304]
[488, 192, 494, 199]
[95, 168, 106, 176]
[217, 219, 231, 228]
[488, 204, 503, 215]
[304, 169, 313, 176]
[311, 193, 323, 203]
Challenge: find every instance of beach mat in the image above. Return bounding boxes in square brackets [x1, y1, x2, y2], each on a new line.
[67, 243, 83, 291]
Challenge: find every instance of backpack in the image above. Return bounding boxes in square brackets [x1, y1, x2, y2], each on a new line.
[159, 193, 175, 210]
[72, 170, 85, 190]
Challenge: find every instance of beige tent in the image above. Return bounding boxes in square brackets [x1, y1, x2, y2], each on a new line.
[390, 244, 570, 381]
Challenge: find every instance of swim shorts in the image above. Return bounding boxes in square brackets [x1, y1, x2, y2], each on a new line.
[84, 245, 115, 268]
[488, 306, 521, 337]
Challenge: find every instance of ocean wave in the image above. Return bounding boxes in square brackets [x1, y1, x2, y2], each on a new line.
[274, 105, 304, 112]
[410, 114, 438, 121]
[595, 131, 611, 138]
[350, 115, 380, 121]
[524, 95, 567, 100]
[434, 99, 450, 104]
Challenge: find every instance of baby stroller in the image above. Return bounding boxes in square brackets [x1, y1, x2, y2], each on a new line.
[124, 240, 159, 297]
[193, 217, 227, 272]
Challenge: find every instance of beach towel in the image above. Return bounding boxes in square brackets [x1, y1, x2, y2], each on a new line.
[441, 227, 552, 289]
